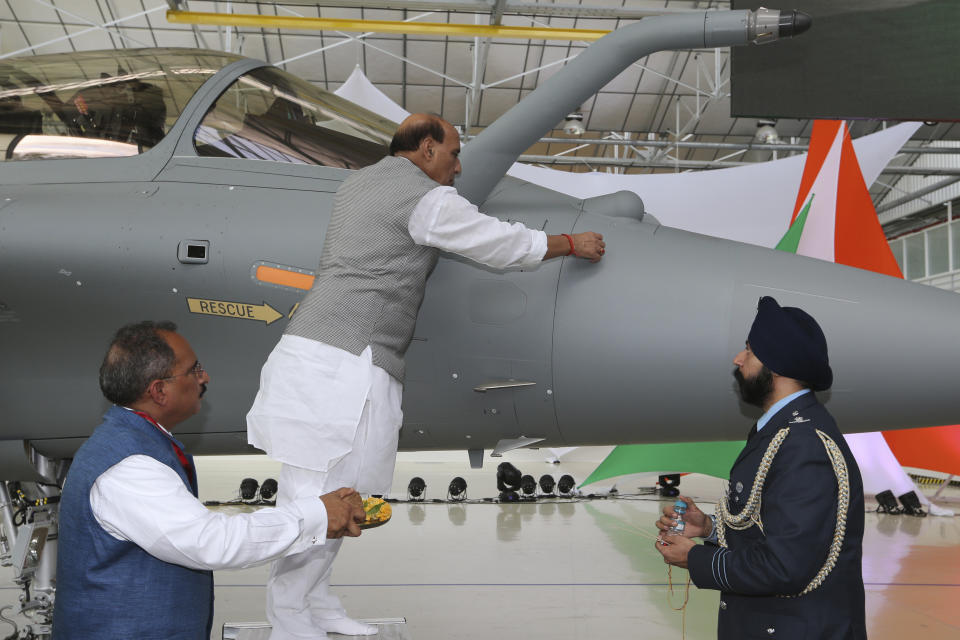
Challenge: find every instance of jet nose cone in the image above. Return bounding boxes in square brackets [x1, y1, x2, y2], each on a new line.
[780, 10, 813, 38]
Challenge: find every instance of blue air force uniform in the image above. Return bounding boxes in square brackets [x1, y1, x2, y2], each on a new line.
[688, 392, 866, 639]
[685, 296, 867, 639]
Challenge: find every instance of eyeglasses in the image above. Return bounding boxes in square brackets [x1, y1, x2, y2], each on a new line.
[163, 360, 205, 380]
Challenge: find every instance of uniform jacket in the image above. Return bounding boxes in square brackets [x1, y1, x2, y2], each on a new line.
[687, 392, 866, 640]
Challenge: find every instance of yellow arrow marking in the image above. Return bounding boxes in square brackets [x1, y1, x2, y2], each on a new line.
[187, 298, 283, 325]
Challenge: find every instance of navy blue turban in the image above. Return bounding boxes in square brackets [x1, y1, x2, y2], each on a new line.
[747, 296, 833, 391]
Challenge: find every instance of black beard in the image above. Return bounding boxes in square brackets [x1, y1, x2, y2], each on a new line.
[733, 366, 773, 408]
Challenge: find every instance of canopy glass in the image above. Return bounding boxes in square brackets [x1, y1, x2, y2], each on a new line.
[0, 48, 396, 165]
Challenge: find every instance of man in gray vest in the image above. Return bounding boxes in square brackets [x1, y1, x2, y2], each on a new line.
[247, 113, 605, 640]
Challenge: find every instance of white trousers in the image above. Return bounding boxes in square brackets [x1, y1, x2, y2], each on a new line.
[267, 363, 403, 640]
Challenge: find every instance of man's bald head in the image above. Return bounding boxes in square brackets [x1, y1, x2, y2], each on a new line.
[389, 113, 448, 156]
[389, 113, 461, 186]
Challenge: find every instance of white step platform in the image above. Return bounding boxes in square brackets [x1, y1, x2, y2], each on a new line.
[224, 619, 410, 640]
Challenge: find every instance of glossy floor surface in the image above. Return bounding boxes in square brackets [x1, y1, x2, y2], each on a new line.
[3, 448, 959, 639]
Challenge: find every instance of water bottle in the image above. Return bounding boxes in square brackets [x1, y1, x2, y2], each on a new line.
[668, 499, 687, 536]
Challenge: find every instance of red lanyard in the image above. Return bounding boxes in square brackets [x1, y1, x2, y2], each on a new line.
[132, 411, 196, 489]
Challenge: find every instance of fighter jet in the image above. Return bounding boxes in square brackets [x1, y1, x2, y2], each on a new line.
[0, 7, 951, 470]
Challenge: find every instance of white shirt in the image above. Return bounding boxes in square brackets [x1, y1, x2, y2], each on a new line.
[91, 452, 329, 570]
[408, 185, 547, 269]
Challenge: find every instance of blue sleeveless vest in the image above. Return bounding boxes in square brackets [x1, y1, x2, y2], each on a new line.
[52, 406, 213, 640]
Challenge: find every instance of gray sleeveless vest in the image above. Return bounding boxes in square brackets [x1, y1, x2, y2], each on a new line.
[285, 155, 440, 381]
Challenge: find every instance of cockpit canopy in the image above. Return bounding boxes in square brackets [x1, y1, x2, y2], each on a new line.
[194, 65, 393, 168]
[0, 48, 395, 168]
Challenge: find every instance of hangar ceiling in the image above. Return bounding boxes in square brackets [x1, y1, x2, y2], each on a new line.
[1, 0, 958, 235]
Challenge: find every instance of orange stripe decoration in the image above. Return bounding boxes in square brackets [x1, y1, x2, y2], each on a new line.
[254, 263, 316, 291]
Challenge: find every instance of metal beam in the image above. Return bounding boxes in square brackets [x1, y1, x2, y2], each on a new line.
[481, 53, 577, 90]
[466, 0, 505, 130]
[650, 51, 697, 163]
[519, 154, 741, 169]
[272, 10, 437, 66]
[516, 137, 960, 157]
[876, 177, 960, 214]
[167, 10, 612, 40]
[185, 0, 724, 20]
[29, 0, 151, 48]
[173, 0, 212, 48]
[266, 0, 463, 90]
[223, 1, 234, 52]
[349, 35, 473, 88]
[517, 155, 960, 176]
[0, 4, 167, 59]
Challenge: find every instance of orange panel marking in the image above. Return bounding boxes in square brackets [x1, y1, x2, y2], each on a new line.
[256, 265, 315, 291]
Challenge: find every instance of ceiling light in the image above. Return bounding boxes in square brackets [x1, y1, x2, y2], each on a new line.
[563, 112, 585, 136]
[753, 118, 781, 144]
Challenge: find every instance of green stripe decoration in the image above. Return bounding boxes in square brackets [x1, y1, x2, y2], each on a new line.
[775, 193, 814, 253]
[580, 440, 746, 487]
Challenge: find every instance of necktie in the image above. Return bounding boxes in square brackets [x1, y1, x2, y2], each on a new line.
[132, 410, 196, 489]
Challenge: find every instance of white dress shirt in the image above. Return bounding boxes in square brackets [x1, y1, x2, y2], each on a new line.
[248, 341, 377, 473]
[408, 185, 547, 268]
[92, 447, 330, 570]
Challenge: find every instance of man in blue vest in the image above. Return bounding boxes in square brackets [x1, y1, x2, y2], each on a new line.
[52, 321, 366, 640]
[654, 297, 866, 639]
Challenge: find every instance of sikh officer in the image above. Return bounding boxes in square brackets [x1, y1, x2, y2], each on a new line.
[655, 296, 866, 639]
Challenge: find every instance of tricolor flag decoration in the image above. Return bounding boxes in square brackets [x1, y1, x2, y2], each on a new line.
[776, 120, 960, 478]
[776, 120, 901, 277]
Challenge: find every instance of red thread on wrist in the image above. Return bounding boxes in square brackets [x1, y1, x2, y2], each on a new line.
[561, 233, 577, 256]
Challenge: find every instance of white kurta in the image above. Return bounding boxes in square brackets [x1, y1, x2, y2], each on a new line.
[248, 340, 378, 476]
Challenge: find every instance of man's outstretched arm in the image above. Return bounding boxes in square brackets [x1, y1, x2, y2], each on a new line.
[409, 187, 605, 267]
[92, 455, 366, 571]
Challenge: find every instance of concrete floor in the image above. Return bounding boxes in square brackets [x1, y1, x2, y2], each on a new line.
[3, 447, 960, 639]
